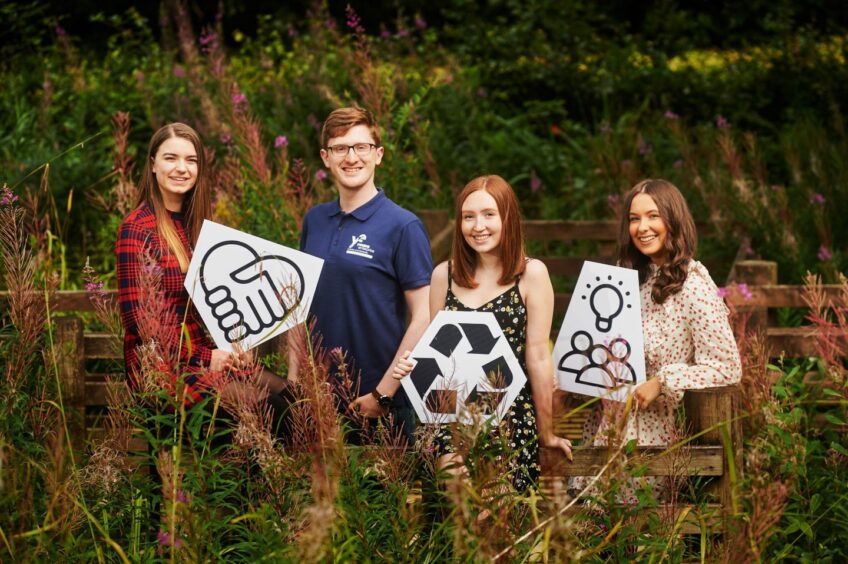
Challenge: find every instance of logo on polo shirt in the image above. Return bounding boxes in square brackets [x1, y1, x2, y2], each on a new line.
[346, 234, 375, 259]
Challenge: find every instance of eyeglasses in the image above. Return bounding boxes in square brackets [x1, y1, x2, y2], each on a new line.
[325, 143, 377, 157]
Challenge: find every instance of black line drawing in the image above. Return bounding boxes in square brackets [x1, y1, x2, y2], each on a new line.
[199, 240, 305, 343]
[580, 274, 632, 332]
[557, 330, 637, 389]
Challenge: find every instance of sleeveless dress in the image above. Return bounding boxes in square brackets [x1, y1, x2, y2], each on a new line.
[431, 263, 540, 492]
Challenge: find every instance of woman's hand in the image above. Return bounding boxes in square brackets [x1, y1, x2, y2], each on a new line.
[540, 433, 573, 462]
[634, 378, 662, 410]
[210, 349, 232, 372]
[391, 350, 415, 380]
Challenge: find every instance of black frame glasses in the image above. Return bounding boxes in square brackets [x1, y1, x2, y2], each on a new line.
[326, 143, 377, 157]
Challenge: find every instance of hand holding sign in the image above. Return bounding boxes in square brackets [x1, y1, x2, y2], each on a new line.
[200, 241, 304, 343]
[185, 221, 324, 352]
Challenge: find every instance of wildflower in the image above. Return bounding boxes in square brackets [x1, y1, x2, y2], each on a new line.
[0, 185, 19, 206]
[716, 115, 730, 129]
[157, 530, 183, 548]
[346, 11, 361, 29]
[600, 121, 612, 134]
[620, 159, 633, 171]
[231, 92, 248, 108]
[607, 193, 620, 207]
[287, 25, 299, 38]
[324, 18, 337, 30]
[274, 135, 288, 149]
[737, 283, 753, 301]
[810, 193, 826, 206]
[415, 17, 428, 29]
[664, 110, 679, 120]
[818, 245, 833, 261]
[220, 133, 232, 146]
[85, 280, 104, 293]
[380, 29, 391, 39]
[308, 114, 322, 131]
[716, 287, 730, 299]
[530, 171, 542, 193]
[175, 489, 189, 503]
[638, 140, 652, 156]
[172, 65, 185, 78]
[743, 242, 754, 257]
[55, 25, 67, 37]
[673, 159, 684, 169]
[315, 169, 328, 181]
[397, 28, 410, 38]
[199, 31, 216, 47]
[476, 87, 487, 98]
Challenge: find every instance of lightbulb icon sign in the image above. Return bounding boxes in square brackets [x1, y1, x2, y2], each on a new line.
[582, 275, 632, 333]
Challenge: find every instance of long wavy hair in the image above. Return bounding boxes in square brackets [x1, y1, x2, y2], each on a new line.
[451, 175, 526, 288]
[135, 122, 211, 273]
[618, 179, 697, 304]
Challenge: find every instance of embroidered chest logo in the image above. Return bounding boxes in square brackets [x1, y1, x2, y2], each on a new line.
[346, 234, 375, 259]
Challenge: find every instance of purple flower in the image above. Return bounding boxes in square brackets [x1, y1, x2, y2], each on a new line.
[0, 186, 19, 206]
[743, 242, 754, 257]
[818, 245, 833, 261]
[85, 280, 104, 293]
[476, 87, 488, 98]
[620, 159, 633, 171]
[346, 12, 361, 29]
[664, 110, 679, 120]
[380, 30, 391, 39]
[737, 283, 753, 301]
[607, 193, 620, 207]
[176, 490, 189, 503]
[810, 193, 826, 206]
[716, 115, 730, 129]
[308, 114, 322, 131]
[415, 17, 428, 29]
[315, 169, 328, 181]
[397, 28, 410, 37]
[55, 25, 67, 37]
[638, 140, 651, 156]
[274, 135, 288, 149]
[529, 171, 542, 193]
[324, 18, 337, 30]
[172, 65, 185, 78]
[199, 31, 216, 46]
[673, 159, 684, 169]
[716, 287, 729, 299]
[157, 530, 183, 548]
[231, 92, 248, 108]
[220, 133, 232, 146]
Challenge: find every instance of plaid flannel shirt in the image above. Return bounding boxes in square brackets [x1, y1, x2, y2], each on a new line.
[116, 203, 214, 402]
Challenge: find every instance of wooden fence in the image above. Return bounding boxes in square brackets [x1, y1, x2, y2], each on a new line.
[1, 218, 842, 534]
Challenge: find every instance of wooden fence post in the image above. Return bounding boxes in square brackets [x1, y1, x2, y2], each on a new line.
[733, 260, 778, 335]
[54, 316, 85, 452]
[684, 386, 742, 533]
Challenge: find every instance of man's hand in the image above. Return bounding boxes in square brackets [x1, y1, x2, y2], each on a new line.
[634, 378, 662, 410]
[392, 350, 415, 380]
[349, 392, 386, 418]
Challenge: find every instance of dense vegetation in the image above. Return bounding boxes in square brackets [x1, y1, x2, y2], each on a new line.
[1, 1, 847, 561]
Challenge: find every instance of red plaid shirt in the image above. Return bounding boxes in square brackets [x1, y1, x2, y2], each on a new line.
[116, 203, 214, 402]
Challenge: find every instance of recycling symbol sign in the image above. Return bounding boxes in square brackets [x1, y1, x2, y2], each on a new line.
[400, 310, 527, 425]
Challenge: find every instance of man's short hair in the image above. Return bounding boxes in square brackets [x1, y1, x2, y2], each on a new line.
[321, 106, 382, 148]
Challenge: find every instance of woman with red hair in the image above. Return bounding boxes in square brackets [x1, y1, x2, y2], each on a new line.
[394, 175, 572, 492]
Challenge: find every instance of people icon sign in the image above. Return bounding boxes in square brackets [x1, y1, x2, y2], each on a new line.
[553, 261, 646, 401]
[400, 310, 527, 424]
[185, 220, 324, 352]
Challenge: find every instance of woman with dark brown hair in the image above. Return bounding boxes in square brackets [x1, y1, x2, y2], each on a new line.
[573, 178, 741, 501]
[116, 122, 289, 417]
[394, 174, 572, 492]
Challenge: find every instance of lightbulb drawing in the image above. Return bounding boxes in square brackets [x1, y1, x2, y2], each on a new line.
[581, 275, 632, 333]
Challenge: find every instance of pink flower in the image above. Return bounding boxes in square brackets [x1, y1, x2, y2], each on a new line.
[172, 65, 185, 78]
[380, 30, 391, 39]
[231, 92, 248, 108]
[737, 283, 753, 301]
[176, 489, 189, 503]
[673, 159, 684, 169]
[716, 115, 730, 129]
[397, 28, 410, 37]
[810, 193, 826, 206]
[664, 110, 679, 120]
[287, 25, 299, 38]
[55, 25, 67, 37]
[716, 287, 729, 299]
[274, 135, 288, 149]
[638, 140, 651, 156]
[620, 159, 633, 171]
[157, 530, 182, 547]
[220, 133, 232, 145]
[0, 186, 19, 206]
[607, 193, 620, 207]
[324, 18, 337, 30]
[315, 169, 328, 181]
[476, 87, 487, 98]
[818, 245, 833, 261]
[529, 171, 542, 193]
[415, 17, 428, 29]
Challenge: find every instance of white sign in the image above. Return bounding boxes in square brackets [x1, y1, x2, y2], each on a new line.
[401, 310, 527, 425]
[185, 220, 324, 352]
[553, 261, 645, 401]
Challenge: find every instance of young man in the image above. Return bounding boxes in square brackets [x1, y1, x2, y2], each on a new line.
[294, 106, 432, 444]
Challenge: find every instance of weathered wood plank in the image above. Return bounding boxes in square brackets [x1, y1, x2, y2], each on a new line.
[537, 501, 722, 535]
[0, 290, 117, 313]
[767, 326, 821, 357]
[524, 220, 618, 242]
[540, 445, 724, 477]
[84, 333, 123, 360]
[726, 284, 843, 308]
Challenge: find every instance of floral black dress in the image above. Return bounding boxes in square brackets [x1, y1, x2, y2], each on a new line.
[431, 264, 540, 492]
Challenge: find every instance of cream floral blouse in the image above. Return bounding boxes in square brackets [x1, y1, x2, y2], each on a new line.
[582, 261, 742, 453]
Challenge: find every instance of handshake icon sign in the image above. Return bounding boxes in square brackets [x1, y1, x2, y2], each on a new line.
[185, 221, 324, 352]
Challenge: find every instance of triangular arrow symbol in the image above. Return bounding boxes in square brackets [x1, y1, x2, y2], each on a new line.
[430, 324, 463, 357]
[460, 323, 499, 355]
[410, 357, 443, 397]
[481, 356, 514, 388]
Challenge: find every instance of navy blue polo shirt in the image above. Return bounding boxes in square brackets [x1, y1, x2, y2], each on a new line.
[300, 189, 432, 406]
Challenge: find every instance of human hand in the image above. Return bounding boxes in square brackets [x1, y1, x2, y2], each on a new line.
[210, 349, 233, 372]
[634, 378, 662, 410]
[541, 433, 573, 462]
[392, 350, 415, 380]
[349, 393, 385, 418]
[199, 241, 305, 344]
